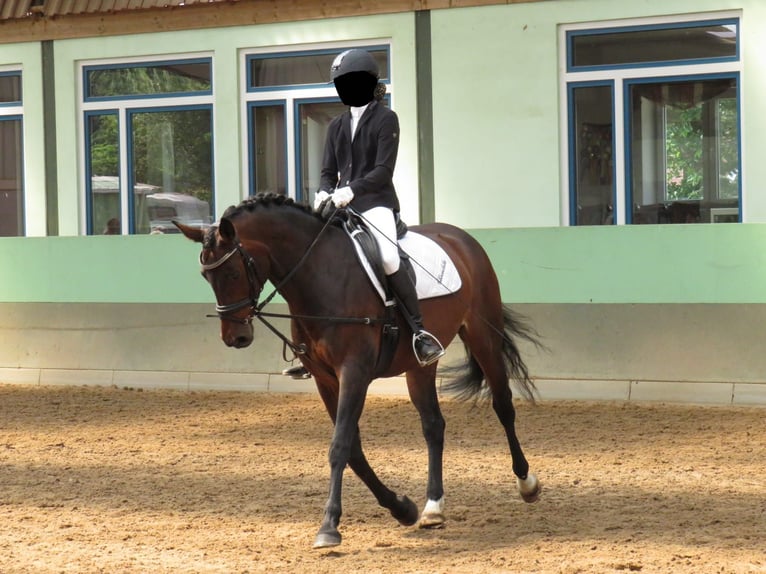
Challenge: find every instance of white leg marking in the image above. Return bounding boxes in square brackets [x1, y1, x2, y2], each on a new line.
[419, 496, 446, 529]
[423, 497, 444, 515]
[517, 473, 540, 502]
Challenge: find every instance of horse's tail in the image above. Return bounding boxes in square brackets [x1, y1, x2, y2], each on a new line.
[440, 305, 543, 403]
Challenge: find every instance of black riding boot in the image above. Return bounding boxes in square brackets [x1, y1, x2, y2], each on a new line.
[387, 267, 445, 366]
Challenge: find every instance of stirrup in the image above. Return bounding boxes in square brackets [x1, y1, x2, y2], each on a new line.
[412, 330, 445, 367]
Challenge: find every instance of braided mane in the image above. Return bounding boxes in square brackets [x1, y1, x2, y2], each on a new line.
[203, 192, 319, 250]
[228, 192, 315, 218]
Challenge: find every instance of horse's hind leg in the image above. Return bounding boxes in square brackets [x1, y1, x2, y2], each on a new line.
[459, 323, 541, 503]
[489, 378, 540, 502]
[406, 367, 448, 528]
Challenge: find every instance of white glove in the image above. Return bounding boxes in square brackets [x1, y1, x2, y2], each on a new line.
[313, 190, 330, 210]
[332, 186, 354, 208]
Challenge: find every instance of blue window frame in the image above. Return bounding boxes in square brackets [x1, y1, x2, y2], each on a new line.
[243, 44, 391, 204]
[0, 71, 22, 105]
[0, 114, 24, 236]
[566, 18, 739, 72]
[0, 70, 24, 236]
[247, 100, 288, 196]
[246, 46, 390, 92]
[564, 16, 741, 226]
[82, 57, 215, 235]
[83, 58, 212, 102]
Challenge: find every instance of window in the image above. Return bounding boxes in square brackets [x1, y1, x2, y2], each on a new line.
[0, 70, 23, 236]
[81, 57, 214, 235]
[243, 45, 390, 204]
[563, 16, 741, 225]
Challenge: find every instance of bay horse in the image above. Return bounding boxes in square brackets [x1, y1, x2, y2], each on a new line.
[175, 192, 542, 549]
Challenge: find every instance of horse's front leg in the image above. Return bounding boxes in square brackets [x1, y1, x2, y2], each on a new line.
[313, 365, 371, 549]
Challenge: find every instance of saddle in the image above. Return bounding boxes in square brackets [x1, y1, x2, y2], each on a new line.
[342, 209, 413, 292]
[335, 208, 462, 377]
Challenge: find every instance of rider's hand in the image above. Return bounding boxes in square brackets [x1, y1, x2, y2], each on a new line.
[332, 186, 354, 208]
[313, 190, 330, 210]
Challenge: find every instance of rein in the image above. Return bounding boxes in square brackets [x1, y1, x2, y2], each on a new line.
[201, 207, 386, 356]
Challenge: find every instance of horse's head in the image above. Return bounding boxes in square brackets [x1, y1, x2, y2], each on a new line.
[175, 217, 263, 349]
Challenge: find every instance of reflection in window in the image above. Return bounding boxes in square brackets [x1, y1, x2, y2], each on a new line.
[570, 84, 614, 225]
[564, 17, 741, 225]
[248, 48, 388, 89]
[0, 117, 23, 236]
[87, 113, 120, 234]
[629, 78, 739, 224]
[297, 100, 347, 205]
[250, 103, 286, 195]
[82, 57, 214, 234]
[0, 73, 22, 104]
[570, 20, 737, 68]
[85, 59, 212, 99]
[129, 108, 213, 234]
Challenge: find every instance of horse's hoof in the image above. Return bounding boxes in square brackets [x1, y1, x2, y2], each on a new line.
[390, 494, 419, 527]
[313, 529, 342, 549]
[418, 513, 446, 529]
[418, 497, 446, 529]
[517, 473, 541, 503]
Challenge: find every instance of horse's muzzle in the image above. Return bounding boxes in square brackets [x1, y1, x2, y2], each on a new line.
[222, 323, 254, 349]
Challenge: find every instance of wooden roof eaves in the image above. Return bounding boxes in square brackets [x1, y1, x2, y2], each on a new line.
[0, 0, 549, 45]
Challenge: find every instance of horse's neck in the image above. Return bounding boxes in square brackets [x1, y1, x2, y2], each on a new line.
[250, 214, 362, 310]
[245, 211, 349, 293]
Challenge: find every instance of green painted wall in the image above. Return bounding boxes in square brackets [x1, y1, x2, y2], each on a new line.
[2, 224, 766, 304]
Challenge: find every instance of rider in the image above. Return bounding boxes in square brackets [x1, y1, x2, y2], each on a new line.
[313, 48, 445, 368]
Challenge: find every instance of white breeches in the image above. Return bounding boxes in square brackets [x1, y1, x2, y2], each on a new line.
[361, 206, 400, 275]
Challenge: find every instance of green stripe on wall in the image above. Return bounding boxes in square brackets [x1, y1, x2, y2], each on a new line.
[2, 224, 766, 304]
[471, 224, 766, 304]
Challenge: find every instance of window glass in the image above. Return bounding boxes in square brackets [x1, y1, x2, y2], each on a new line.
[129, 107, 213, 234]
[85, 60, 212, 99]
[249, 48, 388, 88]
[297, 100, 347, 205]
[570, 21, 737, 68]
[250, 104, 286, 195]
[570, 84, 614, 225]
[0, 117, 23, 236]
[82, 57, 214, 234]
[628, 77, 738, 224]
[564, 17, 740, 225]
[87, 113, 121, 234]
[0, 74, 22, 104]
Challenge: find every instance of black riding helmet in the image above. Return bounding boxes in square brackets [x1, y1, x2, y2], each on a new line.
[330, 49, 379, 107]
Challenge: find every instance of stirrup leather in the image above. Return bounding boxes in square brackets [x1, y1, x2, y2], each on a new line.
[412, 330, 445, 367]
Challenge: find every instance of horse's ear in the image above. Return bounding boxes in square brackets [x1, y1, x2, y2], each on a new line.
[219, 217, 237, 242]
[173, 220, 205, 243]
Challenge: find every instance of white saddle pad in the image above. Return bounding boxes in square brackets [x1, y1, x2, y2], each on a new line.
[349, 230, 462, 303]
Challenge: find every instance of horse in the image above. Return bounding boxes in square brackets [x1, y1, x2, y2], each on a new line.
[175, 192, 542, 549]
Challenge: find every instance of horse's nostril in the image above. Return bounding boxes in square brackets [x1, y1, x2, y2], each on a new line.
[234, 336, 251, 348]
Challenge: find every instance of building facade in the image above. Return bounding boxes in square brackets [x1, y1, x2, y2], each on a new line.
[1, 0, 765, 404]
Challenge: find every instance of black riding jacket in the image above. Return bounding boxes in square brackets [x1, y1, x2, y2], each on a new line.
[319, 100, 401, 213]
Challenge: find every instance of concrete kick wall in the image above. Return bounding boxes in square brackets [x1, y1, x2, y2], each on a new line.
[0, 302, 764, 406]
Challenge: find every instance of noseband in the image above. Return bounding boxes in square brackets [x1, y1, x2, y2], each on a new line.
[200, 242, 262, 324]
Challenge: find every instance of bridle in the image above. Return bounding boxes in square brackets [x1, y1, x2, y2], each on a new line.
[200, 241, 263, 325]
